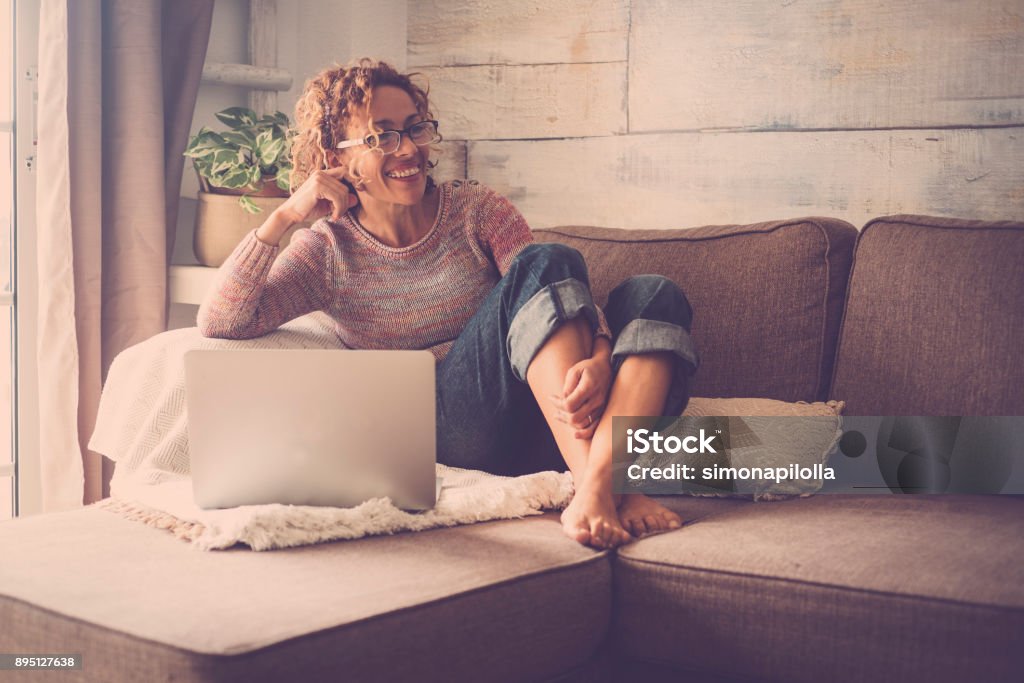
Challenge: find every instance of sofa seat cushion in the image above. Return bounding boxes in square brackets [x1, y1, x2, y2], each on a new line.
[535, 219, 857, 403]
[613, 495, 1024, 683]
[0, 508, 608, 683]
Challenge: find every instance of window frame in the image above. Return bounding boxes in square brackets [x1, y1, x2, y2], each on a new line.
[13, 0, 40, 517]
[0, 0, 15, 518]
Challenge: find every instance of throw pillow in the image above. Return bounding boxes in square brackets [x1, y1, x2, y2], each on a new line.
[624, 397, 844, 501]
[683, 397, 845, 418]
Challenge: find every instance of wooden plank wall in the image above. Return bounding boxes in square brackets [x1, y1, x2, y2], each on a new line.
[408, 0, 1024, 229]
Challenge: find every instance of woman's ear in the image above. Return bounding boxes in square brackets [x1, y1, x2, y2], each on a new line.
[328, 152, 360, 189]
[323, 150, 342, 171]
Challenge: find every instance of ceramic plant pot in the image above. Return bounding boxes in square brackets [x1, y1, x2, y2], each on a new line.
[193, 190, 306, 267]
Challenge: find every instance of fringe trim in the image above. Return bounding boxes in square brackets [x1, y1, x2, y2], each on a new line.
[95, 498, 206, 543]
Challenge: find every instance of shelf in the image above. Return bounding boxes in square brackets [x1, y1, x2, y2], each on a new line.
[169, 265, 219, 306]
[201, 62, 292, 90]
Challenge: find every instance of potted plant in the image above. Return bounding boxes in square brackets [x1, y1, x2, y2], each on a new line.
[184, 107, 307, 266]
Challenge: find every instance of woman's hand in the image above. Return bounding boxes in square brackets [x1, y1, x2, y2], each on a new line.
[276, 165, 358, 225]
[550, 354, 613, 439]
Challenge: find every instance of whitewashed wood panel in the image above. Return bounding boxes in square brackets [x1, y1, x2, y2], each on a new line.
[422, 63, 626, 140]
[202, 63, 292, 90]
[248, 0, 278, 115]
[630, 0, 1024, 132]
[408, 0, 629, 66]
[430, 139, 468, 183]
[468, 129, 1023, 229]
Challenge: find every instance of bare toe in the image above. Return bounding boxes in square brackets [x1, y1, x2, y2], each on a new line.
[599, 521, 617, 548]
[561, 509, 593, 547]
[602, 525, 623, 548]
[644, 514, 661, 532]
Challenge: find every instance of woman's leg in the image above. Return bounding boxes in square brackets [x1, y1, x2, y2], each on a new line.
[435, 243, 606, 479]
[437, 247, 697, 548]
[437, 242, 635, 548]
[523, 315, 593, 482]
[597, 275, 701, 536]
[525, 315, 632, 549]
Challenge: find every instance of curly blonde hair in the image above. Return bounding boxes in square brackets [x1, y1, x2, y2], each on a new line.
[290, 58, 440, 192]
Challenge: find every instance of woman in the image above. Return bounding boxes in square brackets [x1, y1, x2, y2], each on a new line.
[198, 59, 700, 549]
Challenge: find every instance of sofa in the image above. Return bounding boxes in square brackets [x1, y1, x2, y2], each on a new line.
[1, 213, 1022, 683]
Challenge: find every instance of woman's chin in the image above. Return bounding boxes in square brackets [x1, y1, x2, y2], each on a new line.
[384, 177, 427, 202]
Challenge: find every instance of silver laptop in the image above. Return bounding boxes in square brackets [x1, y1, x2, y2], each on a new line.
[184, 349, 438, 511]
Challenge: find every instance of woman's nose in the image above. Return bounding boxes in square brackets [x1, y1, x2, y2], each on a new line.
[395, 132, 418, 156]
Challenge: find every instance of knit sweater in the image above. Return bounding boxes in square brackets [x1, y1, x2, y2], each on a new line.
[197, 179, 611, 361]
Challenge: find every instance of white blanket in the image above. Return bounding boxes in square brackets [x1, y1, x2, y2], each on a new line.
[88, 313, 573, 551]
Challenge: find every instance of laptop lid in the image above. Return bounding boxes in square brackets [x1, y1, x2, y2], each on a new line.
[184, 349, 436, 511]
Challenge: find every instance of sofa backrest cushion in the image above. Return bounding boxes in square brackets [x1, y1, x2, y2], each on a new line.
[534, 218, 857, 402]
[830, 215, 1024, 415]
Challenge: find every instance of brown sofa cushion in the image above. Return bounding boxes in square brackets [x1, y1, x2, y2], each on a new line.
[535, 219, 857, 402]
[831, 215, 1024, 415]
[0, 508, 609, 683]
[614, 494, 1024, 683]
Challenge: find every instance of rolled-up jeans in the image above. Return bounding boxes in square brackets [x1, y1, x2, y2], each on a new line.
[436, 243, 700, 477]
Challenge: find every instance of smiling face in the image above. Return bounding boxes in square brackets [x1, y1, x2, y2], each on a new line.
[336, 85, 433, 207]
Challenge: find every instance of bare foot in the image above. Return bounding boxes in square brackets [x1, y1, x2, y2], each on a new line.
[561, 484, 632, 549]
[617, 494, 682, 537]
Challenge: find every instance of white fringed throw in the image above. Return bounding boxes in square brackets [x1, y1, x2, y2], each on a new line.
[95, 466, 573, 551]
[89, 313, 573, 551]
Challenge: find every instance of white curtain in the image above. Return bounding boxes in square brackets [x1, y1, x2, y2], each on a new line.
[35, 0, 212, 510]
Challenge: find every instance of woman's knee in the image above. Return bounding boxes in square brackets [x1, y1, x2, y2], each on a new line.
[503, 243, 600, 381]
[509, 243, 590, 285]
[608, 274, 693, 329]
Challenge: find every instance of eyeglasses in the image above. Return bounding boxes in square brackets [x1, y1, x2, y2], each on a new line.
[335, 120, 441, 154]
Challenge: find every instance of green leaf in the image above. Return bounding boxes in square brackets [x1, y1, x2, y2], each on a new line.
[254, 128, 273, 157]
[256, 111, 289, 127]
[275, 166, 292, 191]
[220, 130, 255, 150]
[211, 149, 237, 165]
[215, 106, 258, 129]
[184, 126, 214, 146]
[183, 130, 226, 158]
[246, 165, 262, 188]
[209, 160, 235, 176]
[193, 160, 214, 179]
[212, 168, 252, 189]
[238, 195, 261, 214]
[259, 134, 286, 167]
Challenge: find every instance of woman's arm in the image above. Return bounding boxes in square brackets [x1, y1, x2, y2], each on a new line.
[197, 166, 356, 339]
[196, 208, 335, 339]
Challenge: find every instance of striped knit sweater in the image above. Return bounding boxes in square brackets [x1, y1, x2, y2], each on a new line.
[197, 179, 611, 361]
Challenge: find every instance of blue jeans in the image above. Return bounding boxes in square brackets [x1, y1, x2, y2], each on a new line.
[436, 243, 700, 477]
